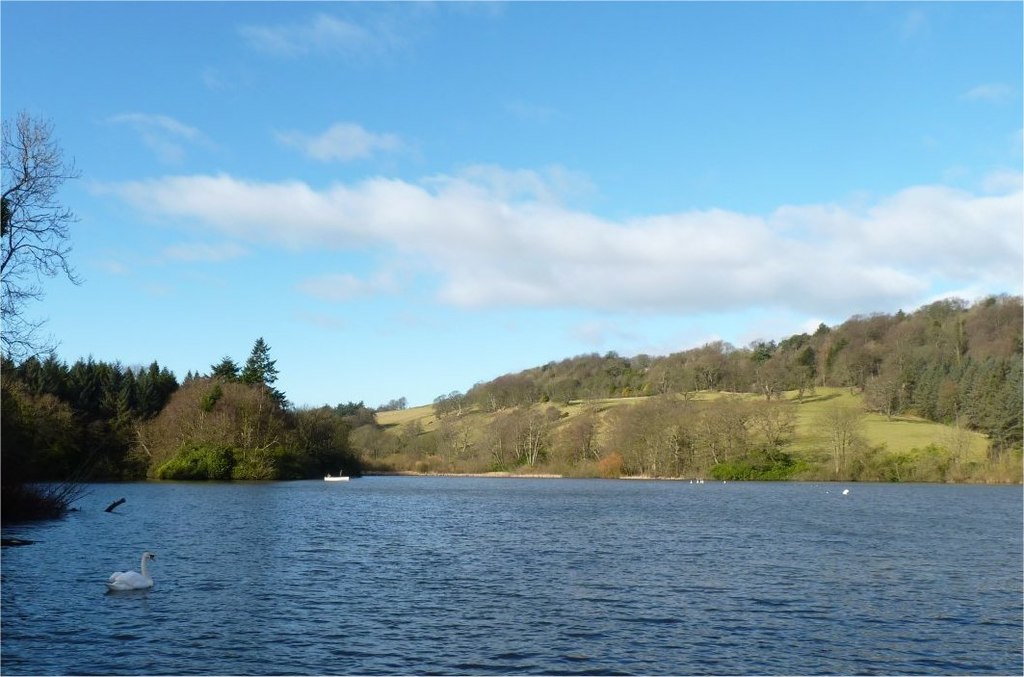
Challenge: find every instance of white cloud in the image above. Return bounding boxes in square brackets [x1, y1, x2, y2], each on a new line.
[108, 113, 212, 164]
[568, 320, 640, 349]
[983, 169, 1024, 194]
[899, 8, 929, 41]
[277, 123, 403, 162]
[293, 311, 349, 331]
[961, 83, 1012, 102]
[109, 113, 202, 140]
[436, 164, 596, 205]
[505, 100, 562, 123]
[767, 183, 1022, 290]
[104, 169, 1024, 317]
[94, 258, 131, 276]
[201, 66, 254, 92]
[162, 242, 248, 263]
[297, 272, 399, 301]
[239, 13, 399, 58]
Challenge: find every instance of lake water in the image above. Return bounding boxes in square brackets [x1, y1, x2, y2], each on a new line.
[1, 477, 1021, 675]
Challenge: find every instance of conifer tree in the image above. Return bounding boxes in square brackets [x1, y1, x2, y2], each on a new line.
[210, 356, 240, 381]
[241, 337, 286, 406]
[241, 338, 277, 385]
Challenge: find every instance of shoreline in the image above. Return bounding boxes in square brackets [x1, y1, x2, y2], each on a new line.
[361, 471, 1022, 484]
[365, 471, 564, 479]
[367, 471, 736, 482]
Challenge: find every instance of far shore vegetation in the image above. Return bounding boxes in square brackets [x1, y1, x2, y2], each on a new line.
[3, 296, 1022, 522]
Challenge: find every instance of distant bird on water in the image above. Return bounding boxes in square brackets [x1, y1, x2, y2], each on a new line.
[106, 551, 156, 591]
[842, 489, 850, 496]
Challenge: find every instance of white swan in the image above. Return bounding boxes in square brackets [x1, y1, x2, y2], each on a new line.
[106, 551, 156, 591]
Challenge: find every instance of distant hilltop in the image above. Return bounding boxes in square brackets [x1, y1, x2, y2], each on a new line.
[366, 295, 1022, 483]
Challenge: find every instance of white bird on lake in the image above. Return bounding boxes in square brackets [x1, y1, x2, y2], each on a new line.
[106, 551, 156, 591]
[842, 489, 850, 496]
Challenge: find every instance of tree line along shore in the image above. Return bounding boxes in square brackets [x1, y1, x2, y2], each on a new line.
[2, 294, 1020, 522]
[371, 386, 1013, 483]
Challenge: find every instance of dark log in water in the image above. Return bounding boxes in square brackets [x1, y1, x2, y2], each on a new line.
[104, 498, 126, 513]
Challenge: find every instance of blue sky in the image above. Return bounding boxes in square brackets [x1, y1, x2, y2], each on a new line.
[2, 1, 1021, 408]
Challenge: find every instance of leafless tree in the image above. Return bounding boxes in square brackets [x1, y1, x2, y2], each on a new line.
[818, 404, 865, 478]
[748, 399, 797, 456]
[696, 397, 752, 465]
[556, 406, 601, 463]
[2, 112, 80, 359]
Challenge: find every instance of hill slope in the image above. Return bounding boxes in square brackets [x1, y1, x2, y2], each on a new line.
[372, 387, 1011, 482]
[364, 296, 1021, 483]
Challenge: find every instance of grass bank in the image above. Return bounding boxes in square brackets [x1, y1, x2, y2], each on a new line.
[372, 388, 1017, 483]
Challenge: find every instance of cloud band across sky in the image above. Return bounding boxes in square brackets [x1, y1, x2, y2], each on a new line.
[276, 122, 403, 162]
[104, 167, 1023, 316]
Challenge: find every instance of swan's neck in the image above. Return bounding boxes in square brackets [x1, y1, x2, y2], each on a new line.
[140, 555, 150, 578]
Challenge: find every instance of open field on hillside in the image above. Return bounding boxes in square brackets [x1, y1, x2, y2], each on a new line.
[374, 387, 1006, 482]
[377, 405, 439, 428]
[788, 389, 989, 459]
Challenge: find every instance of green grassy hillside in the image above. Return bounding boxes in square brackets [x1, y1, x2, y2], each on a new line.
[372, 388, 1016, 482]
[788, 389, 987, 455]
[379, 389, 988, 456]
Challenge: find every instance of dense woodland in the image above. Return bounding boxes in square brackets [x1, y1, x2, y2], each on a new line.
[458, 295, 1022, 445]
[1, 297, 1021, 504]
[1, 338, 364, 494]
[363, 295, 1022, 482]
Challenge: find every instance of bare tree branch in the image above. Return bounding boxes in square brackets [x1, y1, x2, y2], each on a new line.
[1, 112, 81, 359]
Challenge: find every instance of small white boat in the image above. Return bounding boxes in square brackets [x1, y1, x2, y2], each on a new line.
[324, 474, 350, 482]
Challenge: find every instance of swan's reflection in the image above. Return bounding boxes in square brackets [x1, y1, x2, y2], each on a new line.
[103, 586, 152, 613]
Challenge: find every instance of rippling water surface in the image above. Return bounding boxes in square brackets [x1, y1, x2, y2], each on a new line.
[2, 478, 1021, 675]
